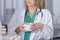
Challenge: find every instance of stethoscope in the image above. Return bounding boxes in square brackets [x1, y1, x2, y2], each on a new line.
[24, 9, 43, 22]
[36, 9, 43, 17]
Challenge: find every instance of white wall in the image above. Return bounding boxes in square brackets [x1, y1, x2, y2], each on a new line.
[6, 0, 13, 8]
[16, 0, 25, 10]
[45, 0, 53, 13]
[6, 0, 25, 9]
[4, 0, 25, 24]
[0, 0, 6, 23]
[53, 0, 60, 37]
[53, 0, 60, 14]
[0, 0, 2, 19]
[53, 0, 60, 25]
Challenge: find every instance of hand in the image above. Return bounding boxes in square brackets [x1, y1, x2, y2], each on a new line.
[10, 36, 17, 40]
[10, 36, 15, 40]
[20, 23, 26, 32]
[15, 23, 25, 34]
[31, 23, 44, 31]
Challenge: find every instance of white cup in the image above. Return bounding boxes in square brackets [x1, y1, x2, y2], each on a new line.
[10, 36, 21, 40]
[24, 23, 33, 31]
[15, 36, 21, 40]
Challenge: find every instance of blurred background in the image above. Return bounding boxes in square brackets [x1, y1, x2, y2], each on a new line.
[0, 0, 60, 39]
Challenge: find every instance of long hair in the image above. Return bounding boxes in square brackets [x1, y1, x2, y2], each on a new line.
[38, 0, 45, 9]
[25, 0, 45, 10]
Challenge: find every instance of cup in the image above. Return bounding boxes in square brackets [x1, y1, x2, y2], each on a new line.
[15, 36, 21, 40]
[24, 23, 33, 31]
[10, 36, 21, 40]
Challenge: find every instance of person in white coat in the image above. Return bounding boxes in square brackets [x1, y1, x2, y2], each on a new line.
[8, 0, 53, 40]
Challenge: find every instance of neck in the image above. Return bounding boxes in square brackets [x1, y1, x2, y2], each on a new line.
[28, 6, 37, 12]
[28, 6, 37, 18]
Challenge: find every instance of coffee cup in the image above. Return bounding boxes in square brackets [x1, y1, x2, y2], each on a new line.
[10, 36, 21, 40]
[24, 23, 33, 31]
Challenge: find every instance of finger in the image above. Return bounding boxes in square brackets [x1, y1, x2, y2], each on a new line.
[21, 27, 24, 29]
[31, 26, 35, 29]
[31, 26, 36, 29]
[31, 27, 37, 31]
[12, 38, 15, 40]
[31, 24, 37, 29]
[32, 23, 36, 26]
[20, 29, 25, 32]
[22, 29, 26, 32]
[20, 25, 25, 29]
[21, 26, 26, 31]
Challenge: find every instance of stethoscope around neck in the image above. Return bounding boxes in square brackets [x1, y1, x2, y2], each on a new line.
[36, 9, 43, 17]
[24, 9, 43, 22]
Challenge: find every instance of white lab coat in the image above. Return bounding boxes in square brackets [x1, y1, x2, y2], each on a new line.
[8, 9, 53, 40]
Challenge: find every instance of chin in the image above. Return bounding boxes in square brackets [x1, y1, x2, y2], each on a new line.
[27, 4, 31, 6]
[27, 5, 31, 7]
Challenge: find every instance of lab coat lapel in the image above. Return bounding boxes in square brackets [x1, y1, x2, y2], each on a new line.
[19, 9, 26, 23]
[34, 9, 42, 23]
[30, 32, 36, 40]
[29, 9, 42, 40]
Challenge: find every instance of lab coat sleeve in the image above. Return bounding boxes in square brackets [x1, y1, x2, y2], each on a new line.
[38, 9, 53, 39]
[8, 10, 18, 36]
[8, 9, 25, 36]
